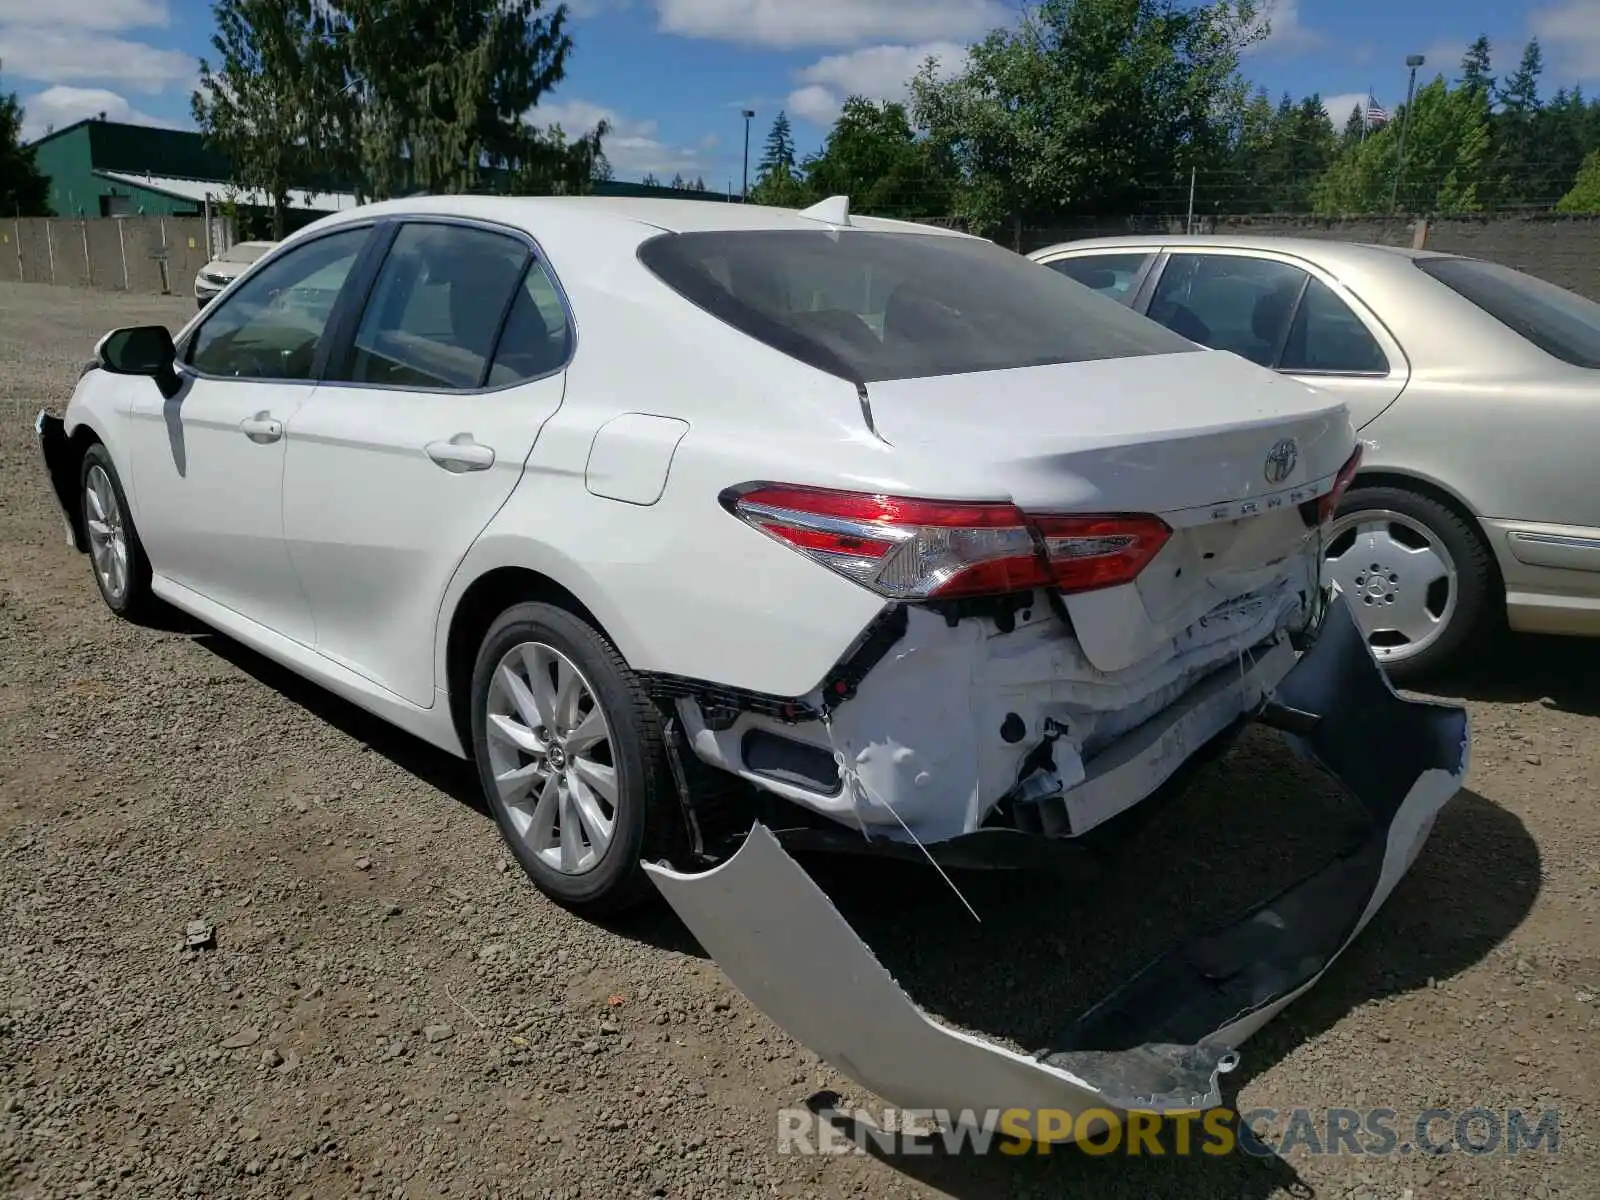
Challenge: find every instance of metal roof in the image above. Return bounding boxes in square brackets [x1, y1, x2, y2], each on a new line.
[95, 170, 361, 213]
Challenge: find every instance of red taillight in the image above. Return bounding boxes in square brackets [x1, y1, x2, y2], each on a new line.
[1315, 444, 1364, 525]
[724, 484, 1170, 601]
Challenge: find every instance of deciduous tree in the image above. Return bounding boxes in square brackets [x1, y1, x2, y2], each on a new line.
[910, 0, 1264, 234]
[1, 58, 50, 216]
[801, 97, 952, 218]
[1557, 148, 1600, 211]
[192, 0, 323, 237]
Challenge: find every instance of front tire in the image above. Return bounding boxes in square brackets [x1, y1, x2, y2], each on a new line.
[469, 602, 681, 914]
[1322, 485, 1495, 682]
[79, 444, 154, 620]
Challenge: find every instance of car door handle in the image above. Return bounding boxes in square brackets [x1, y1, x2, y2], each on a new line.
[240, 412, 283, 444]
[425, 435, 496, 473]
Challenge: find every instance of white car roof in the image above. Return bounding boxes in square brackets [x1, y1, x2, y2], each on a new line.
[304, 194, 979, 242]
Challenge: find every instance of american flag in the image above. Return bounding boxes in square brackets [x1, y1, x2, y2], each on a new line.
[1365, 98, 1389, 129]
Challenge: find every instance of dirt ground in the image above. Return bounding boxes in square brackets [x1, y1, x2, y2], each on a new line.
[1, 279, 1596, 1200]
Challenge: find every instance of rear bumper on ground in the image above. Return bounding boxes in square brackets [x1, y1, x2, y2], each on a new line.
[645, 597, 1469, 1141]
[35, 410, 85, 552]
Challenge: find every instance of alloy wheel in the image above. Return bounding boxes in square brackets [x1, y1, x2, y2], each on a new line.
[84, 464, 129, 604]
[1323, 508, 1459, 662]
[483, 641, 619, 875]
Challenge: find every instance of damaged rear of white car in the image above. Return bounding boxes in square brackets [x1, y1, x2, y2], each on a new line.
[37, 199, 1467, 1144]
[624, 220, 1469, 1143]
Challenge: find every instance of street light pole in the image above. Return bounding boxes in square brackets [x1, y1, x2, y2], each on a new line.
[741, 109, 755, 201]
[1391, 54, 1425, 212]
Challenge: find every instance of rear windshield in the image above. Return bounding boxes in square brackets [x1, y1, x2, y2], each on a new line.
[637, 229, 1196, 383]
[1416, 256, 1600, 368]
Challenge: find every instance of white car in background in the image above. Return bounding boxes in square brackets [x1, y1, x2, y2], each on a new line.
[193, 239, 278, 309]
[36, 195, 1466, 1137]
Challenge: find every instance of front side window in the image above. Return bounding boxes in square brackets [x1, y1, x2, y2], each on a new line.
[1045, 252, 1152, 303]
[1416, 255, 1600, 368]
[637, 229, 1195, 384]
[1148, 253, 1309, 367]
[188, 228, 369, 380]
[344, 223, 533, 390]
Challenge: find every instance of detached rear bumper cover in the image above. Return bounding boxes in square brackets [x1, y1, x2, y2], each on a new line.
[35, 410, 85, 552]
[644, 597, 1468, 1136]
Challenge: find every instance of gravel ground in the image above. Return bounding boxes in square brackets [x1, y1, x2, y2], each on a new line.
[1, 279, 1597, 1199]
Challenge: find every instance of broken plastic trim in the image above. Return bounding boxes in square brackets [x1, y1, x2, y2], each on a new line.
[644, 597, 1469, 1141]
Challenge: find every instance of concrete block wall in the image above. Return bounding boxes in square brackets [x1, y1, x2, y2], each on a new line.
[3, 216, 212, 296]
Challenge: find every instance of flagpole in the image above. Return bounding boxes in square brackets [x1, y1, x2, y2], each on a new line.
[1362, 87, 1372, 143]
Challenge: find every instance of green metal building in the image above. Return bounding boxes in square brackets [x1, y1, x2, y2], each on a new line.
[28, 115, 735, 220]
[30, 118, 231, 217]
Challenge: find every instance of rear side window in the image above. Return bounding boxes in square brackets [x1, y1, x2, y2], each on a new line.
[1148, 254, 1308, 367]
[1416, 256, 1600, 368]
[1045, 253, 1152, 303]
[637, 229, 1194, 384]
[1280, 277, 1389, 374]
[345, 223, 531, 389]
[486, 262, 573, 385]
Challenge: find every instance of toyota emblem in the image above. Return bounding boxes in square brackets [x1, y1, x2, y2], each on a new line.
[1263, 438, 1298, 485]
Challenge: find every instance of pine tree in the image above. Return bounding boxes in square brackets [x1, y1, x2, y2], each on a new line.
[1341, 104, 1366, 146]
[758, 111, 796, 176]
[1498, 40, 1544, 114]
[1493, 40, 1546, 205]
[322, 0, 598, 198]
[1460, 36, 1494, 98]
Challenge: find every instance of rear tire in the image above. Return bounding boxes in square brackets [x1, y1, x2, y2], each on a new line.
[469, 602, 682, 914]
[1323, 485, 1496, 683]
[79, 444, 154, 621]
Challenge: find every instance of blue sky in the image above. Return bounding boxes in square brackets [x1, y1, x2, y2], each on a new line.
[5, 0, 1597, 186]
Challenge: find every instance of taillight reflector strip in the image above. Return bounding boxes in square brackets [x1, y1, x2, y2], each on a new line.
[1314, 444, 1364, 525]
[1034, 514, 1172, 595]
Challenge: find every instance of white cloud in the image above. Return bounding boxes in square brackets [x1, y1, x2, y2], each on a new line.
[19, 84, 174, 140]
[1531, 3, 1600, 82]
[786, 40, 968, 125]
[1321, 92, 1370, 124]
[788, 84, 840, 125]
[0, 0, 168, 31]
[653, 0, 1005, 49]
[536, 98, 715, 177]
[565, 0, 634, 16]
[0, 27, 194, 92]
[1246, 0, 1325, 57]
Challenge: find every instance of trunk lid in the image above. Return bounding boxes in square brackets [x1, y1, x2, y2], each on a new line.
[864, 349, 1357, 673]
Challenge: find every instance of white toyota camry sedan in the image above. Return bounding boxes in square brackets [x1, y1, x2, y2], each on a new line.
[37, 194, 1467, 1134]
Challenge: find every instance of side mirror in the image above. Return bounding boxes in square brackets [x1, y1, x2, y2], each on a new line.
[96, 325, 180, 399]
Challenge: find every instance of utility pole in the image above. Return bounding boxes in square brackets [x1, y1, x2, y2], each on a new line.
[741, 109, 755, 201]
[1391, 55, 1424, 212]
